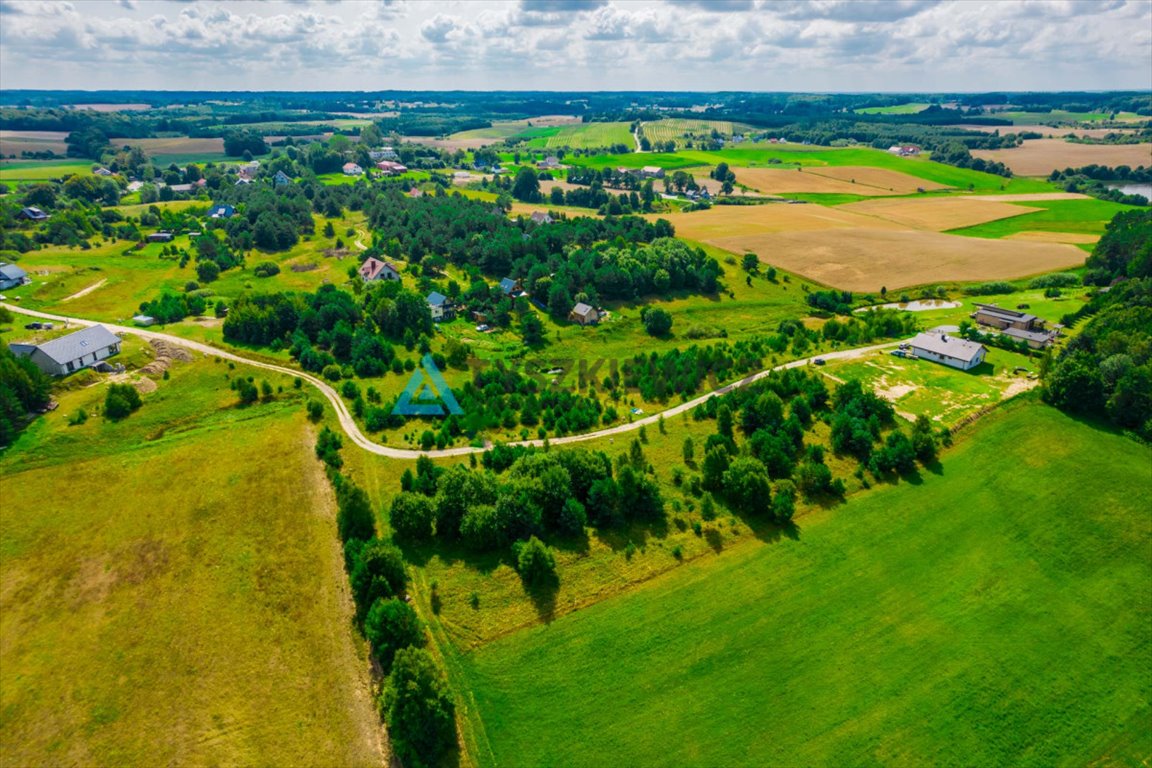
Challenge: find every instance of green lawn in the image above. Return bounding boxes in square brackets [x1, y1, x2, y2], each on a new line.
[0, 356, 382, 766]
[457, 401, 1152, 767]
[521, 122, 634, 150]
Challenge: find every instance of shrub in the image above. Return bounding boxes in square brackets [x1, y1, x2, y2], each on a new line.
[336, 477, 376, 543]
[306, 399, 323, 422]
[104, 383, 142, 421]
[390, 492, 436, 540]
[68, 408, 88, 426]
[514, 536, 557, 586]
[253, 261, 281, 278]
[348, 538, 407, 615]
[640, 306, 673, 337]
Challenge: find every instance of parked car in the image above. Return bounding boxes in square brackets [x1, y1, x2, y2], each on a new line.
[814, 358, 826, 366]
[475, 324, 490, 332]
[24, 322, 42, 330]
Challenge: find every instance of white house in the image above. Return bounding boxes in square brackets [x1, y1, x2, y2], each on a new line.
[359, 257, 400, 283]
[908, 332, 986, 371]
[9, 324, 122, 376]
[343, 162, 364, 176]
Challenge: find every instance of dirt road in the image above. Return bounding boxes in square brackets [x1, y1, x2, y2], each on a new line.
[3, 303, 898, 459]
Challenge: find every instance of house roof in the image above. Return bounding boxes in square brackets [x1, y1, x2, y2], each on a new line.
[0, 263, 28, 281]
[909, 332, 985, 363]
[530, 211, 552, 223]
[974, 303, 1034, 322]
[32, 325, 120, 365]
[209, 204, 235, 218]
[359, 257, 397, 280]
[20, 207, 47, 218]
[427, 291, 448, 306]
[274, 170, 292, 182]
[499, 277, 518, 293]
[571, 302, 596, 316]
[1001, 326, 1056, 343]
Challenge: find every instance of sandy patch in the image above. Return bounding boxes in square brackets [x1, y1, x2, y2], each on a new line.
[1005, 231, 1100, 245]
[972, 139, 1152, 176]
[1002, 378, 1041, 398]
[840, 198, 1040, 231]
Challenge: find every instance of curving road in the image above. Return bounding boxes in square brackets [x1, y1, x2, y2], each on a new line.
[3, 303, 897, 460]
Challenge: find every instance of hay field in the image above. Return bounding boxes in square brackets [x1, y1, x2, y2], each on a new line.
[972, 139, 1152, 176]
[721, 228, 1086, 290]
[658, 202, 905, 240]
[0, 130, 69, 156]
[733, 166, 945, 196]
[128, 137, 226, 157]
[954, 124, 1145, 139]
[0, 363, 383, 766]
[840, 198, 1041, 231]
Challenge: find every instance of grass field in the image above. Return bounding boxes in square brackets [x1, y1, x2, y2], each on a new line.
[972, 138, 1152, 176]
[641, 118, 754, 147]
[0, 159, 93, 182]
[520, 122, 634, 150]
[992, 110, 1145, 124]
[125, 137, 228, 164]
[947, 198, 1142, 239]
[456, 401, 1152, 767]
[0, 356, 383, 766]
[854, 103, 932, 115]
[732, 166, 950, 196]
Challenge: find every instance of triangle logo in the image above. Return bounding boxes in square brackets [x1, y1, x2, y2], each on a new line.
[392, 354, 463, 416]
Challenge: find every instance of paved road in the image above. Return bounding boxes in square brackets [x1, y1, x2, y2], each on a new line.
[4, 303, 897, 459]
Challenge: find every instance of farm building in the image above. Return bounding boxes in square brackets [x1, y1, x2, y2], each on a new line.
[146, 232, 174, 243]
[208, 204, 236, 219]
[569, 302, 600, 326]
[9, 324, 122, 376]
[908, 332, 987, 371]
[1000, 326, 1059, 349]
[359, 257, 400, 283]
[427, 291, 453, 321]
[0, 263, 31, 290]
[16, 207, 48, 221]
[376, 160, 408, 175]
[973, 303, 1045, 332]
[132, 315, 156, 327]
[343, 163, 364, 176]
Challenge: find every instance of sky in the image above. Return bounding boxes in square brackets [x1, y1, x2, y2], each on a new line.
[0, 0, 1149, 93]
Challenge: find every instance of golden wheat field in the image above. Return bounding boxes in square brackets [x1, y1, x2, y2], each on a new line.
[972, 139, 1152, 176]
[839, 198, 1041, 231]
[732, 166, 947, 196]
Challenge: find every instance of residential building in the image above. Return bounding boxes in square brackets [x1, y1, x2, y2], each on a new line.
[359, 257, 400, 283]
[273, 170, 292, 187]
[9, 324, 122, 376]
[529, 211, 553, 225]
[0, 263, 30, 290]
[369, 147, 400, 162]
[94, 167, 114, 176]
[208, 203, 236, 219]
[1000, 326, 1060, 349]
[17, 207, 48, 221]
[146, 232, 174, 243]
[499, 277, 522, 297]
[376, 160, 408, 175]
[569, 302, 600, 326]
[537, 156, 561, 170]
[641, 166, 665, 179]
[343, 162, 364, 176]
[427, 291, 453, 321]
[908, 332, 987, 371]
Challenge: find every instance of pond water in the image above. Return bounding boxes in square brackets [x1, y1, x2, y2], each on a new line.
[854, 300, 962, 313]
[1106, 183, 1152, 199]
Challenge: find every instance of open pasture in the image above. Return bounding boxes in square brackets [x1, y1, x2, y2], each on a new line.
[0, 361, 383, 766]
[854, 102, 931, 114]
[0, 159, 93, 182]
[840, 197, 1041, 231]
[946, 197, 1142, 239]
[972, 138, 1152, 176]
[732, 166, 938, 196]
[458, 402, 1152, 768]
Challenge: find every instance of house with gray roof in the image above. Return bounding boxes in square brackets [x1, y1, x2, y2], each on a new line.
[0, 262, 30, 290]
[427, 291, 454, 321]
[973, 303, 1044, 332]
[908, 332, 986, 371]
[9, 324, 122, 376]
[569, 302, 600, 326]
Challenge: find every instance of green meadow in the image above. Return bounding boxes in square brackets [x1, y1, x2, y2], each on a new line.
[0, 355, 383, 766]
[456, 401, 1152, 768]
[855, 103, 932, 115]
[0, 159, 94, 182]
[948, 198, 1144, 238]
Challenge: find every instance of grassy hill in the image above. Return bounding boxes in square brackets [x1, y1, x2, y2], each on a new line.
[0, 357, 383, 766]
[457, 401, 1152, 767]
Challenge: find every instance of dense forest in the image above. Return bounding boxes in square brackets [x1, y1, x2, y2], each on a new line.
[1044, 210, 1152, 438]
